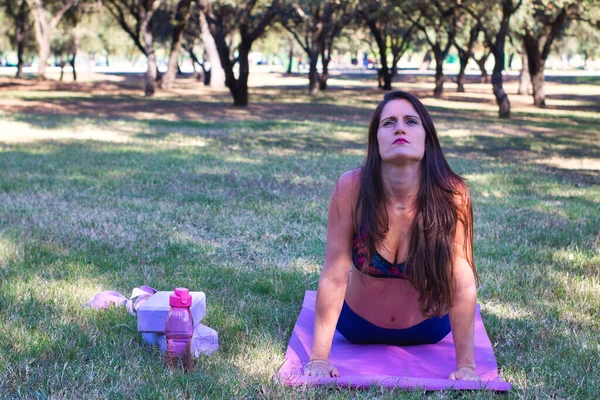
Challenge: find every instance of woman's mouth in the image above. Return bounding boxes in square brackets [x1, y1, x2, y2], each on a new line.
[393, 138, 410, 144]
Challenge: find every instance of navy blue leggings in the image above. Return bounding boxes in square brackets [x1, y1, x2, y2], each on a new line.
[335, 301, 451, 346]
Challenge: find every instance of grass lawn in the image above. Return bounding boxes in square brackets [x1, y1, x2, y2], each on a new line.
[0, 72, 599, 399]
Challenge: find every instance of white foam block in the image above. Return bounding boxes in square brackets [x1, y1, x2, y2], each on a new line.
[141, 323, 219, 357]
[137, 291, 206, 333]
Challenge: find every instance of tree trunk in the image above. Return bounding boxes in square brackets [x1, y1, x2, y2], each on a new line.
[186, 46, 209, 85]
[319, 54, 329, 91]
[308, 19, 324, 96]
[141, 14, 157, 96]
[474, 56, 488, 84]
[15, 0, 27, 79]
[518, 43, 530, 95]
[374, 30, 391, 90]
[233, 42, 250, 106]
[36, 38, 51, 80]
[287, 45, 293, 74]
[491, 40, 510, 118]
[531, 69, 545, 107]
[492, 72, 510, 118]
[70, 33, 79, 81]
[308, 47, 320, 95]
[31, 0, 75, 80]
[433, 51, 444, 98]
[507, 52, 515, 69]
[70, 51, 77, 81]
[391, 56, 399, 77]
[199, 11, 224, 88]
[377, 68, 391, 90]
[457, 54, 468, 93]
[419, 50, 431, 70]
[32, 9, 51, 81]
[160, 0, 192, 90]
[523, 31, 545, 107]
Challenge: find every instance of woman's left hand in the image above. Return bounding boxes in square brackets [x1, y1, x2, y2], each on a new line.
[448, 366, 479, 381]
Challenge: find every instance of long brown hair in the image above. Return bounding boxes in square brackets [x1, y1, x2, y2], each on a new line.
[354, 91, 477, 316]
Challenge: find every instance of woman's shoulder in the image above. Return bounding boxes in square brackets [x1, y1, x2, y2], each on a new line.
[331, 168, 361, 208]
[334, 168, 361, 195]
[337, 168, 362, 187]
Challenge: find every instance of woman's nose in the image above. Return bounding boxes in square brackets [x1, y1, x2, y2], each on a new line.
[395, 122, 405, 134]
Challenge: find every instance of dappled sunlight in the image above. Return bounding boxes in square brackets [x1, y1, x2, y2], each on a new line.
[7, 274, 107, 311]
[481, 301, 536, 323]
[462, 174, 509, 199]
[0, 120, 135, 144]
[287, 258, 322, 275]
[544, 269, 600, 330]
[442, 128, 482, 138]
[533, 156, 600, 171]
[0, 234, 20, 268]
[552, 249, 600, 275]
[423, 97, 499, 112]
[513, 107, 600, 121]
[221, 154, 262, 164]
[230, 333, 287, 378]
[331, 130, 365, 142]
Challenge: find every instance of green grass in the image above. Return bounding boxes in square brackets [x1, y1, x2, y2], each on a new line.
[0, 76, 599, 399]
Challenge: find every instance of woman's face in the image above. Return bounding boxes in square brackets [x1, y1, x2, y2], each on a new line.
[376, 99, 426, 164]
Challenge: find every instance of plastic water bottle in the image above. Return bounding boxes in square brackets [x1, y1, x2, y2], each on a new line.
[164, 287, 194, 370]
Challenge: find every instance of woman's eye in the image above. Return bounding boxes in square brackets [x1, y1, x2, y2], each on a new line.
[383, 120, 394, 127]
[406, 119, 418, 125]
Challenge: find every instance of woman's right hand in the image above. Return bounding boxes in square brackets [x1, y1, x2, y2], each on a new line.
[303, 359, 339, 377]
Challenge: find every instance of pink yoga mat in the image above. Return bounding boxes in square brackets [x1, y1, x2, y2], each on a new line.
[276, 291, 511, 391]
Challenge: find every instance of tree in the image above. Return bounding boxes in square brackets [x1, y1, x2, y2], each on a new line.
[569, 21, 600, 68]
[282, 0, 351, 95]
[358, 0, 416, 91]
[466, 0, 523, 118]
[181, 6, 225, 87]
[407, 0, 458, 98]
[517, 36, 530, 94]
[579, 0, 600, 31]
[520, 1, 581, 107]
[1, 0, 30, 78]
[29, 0, 78, 80]
[317, 1, 352, 90]
[52, 2, 95, 81]
[454, 16, 480, 92]
[472, 46, 491, 83]
[105, 0, 166, 96]
[160, 0, 193, 90]
[197, 0, 279, 106]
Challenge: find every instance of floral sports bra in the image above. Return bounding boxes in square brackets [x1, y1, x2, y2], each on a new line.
[351, 232, 410, 279]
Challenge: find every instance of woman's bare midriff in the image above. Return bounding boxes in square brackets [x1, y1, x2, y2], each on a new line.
[344, 266, 428, 329]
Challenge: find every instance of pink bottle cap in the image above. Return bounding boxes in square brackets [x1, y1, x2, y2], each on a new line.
[169, 287, 192, 307]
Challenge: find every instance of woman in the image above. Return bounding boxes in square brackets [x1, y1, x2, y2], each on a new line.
[304, 91, 479, 381]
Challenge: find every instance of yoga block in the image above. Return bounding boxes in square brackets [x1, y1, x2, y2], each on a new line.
[142, 323, 219, 357]
[137, 291, 206, 333]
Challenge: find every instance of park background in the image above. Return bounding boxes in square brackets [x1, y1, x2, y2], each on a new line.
[1, 0, 599, 398]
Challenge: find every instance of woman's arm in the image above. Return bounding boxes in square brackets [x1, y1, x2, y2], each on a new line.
[448, 187, 479, 380]
[448, 257, 478, 379]
[306, 170, 357, 376]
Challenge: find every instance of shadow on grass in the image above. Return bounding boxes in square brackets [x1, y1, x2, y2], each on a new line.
[3, 89, 371, 128]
